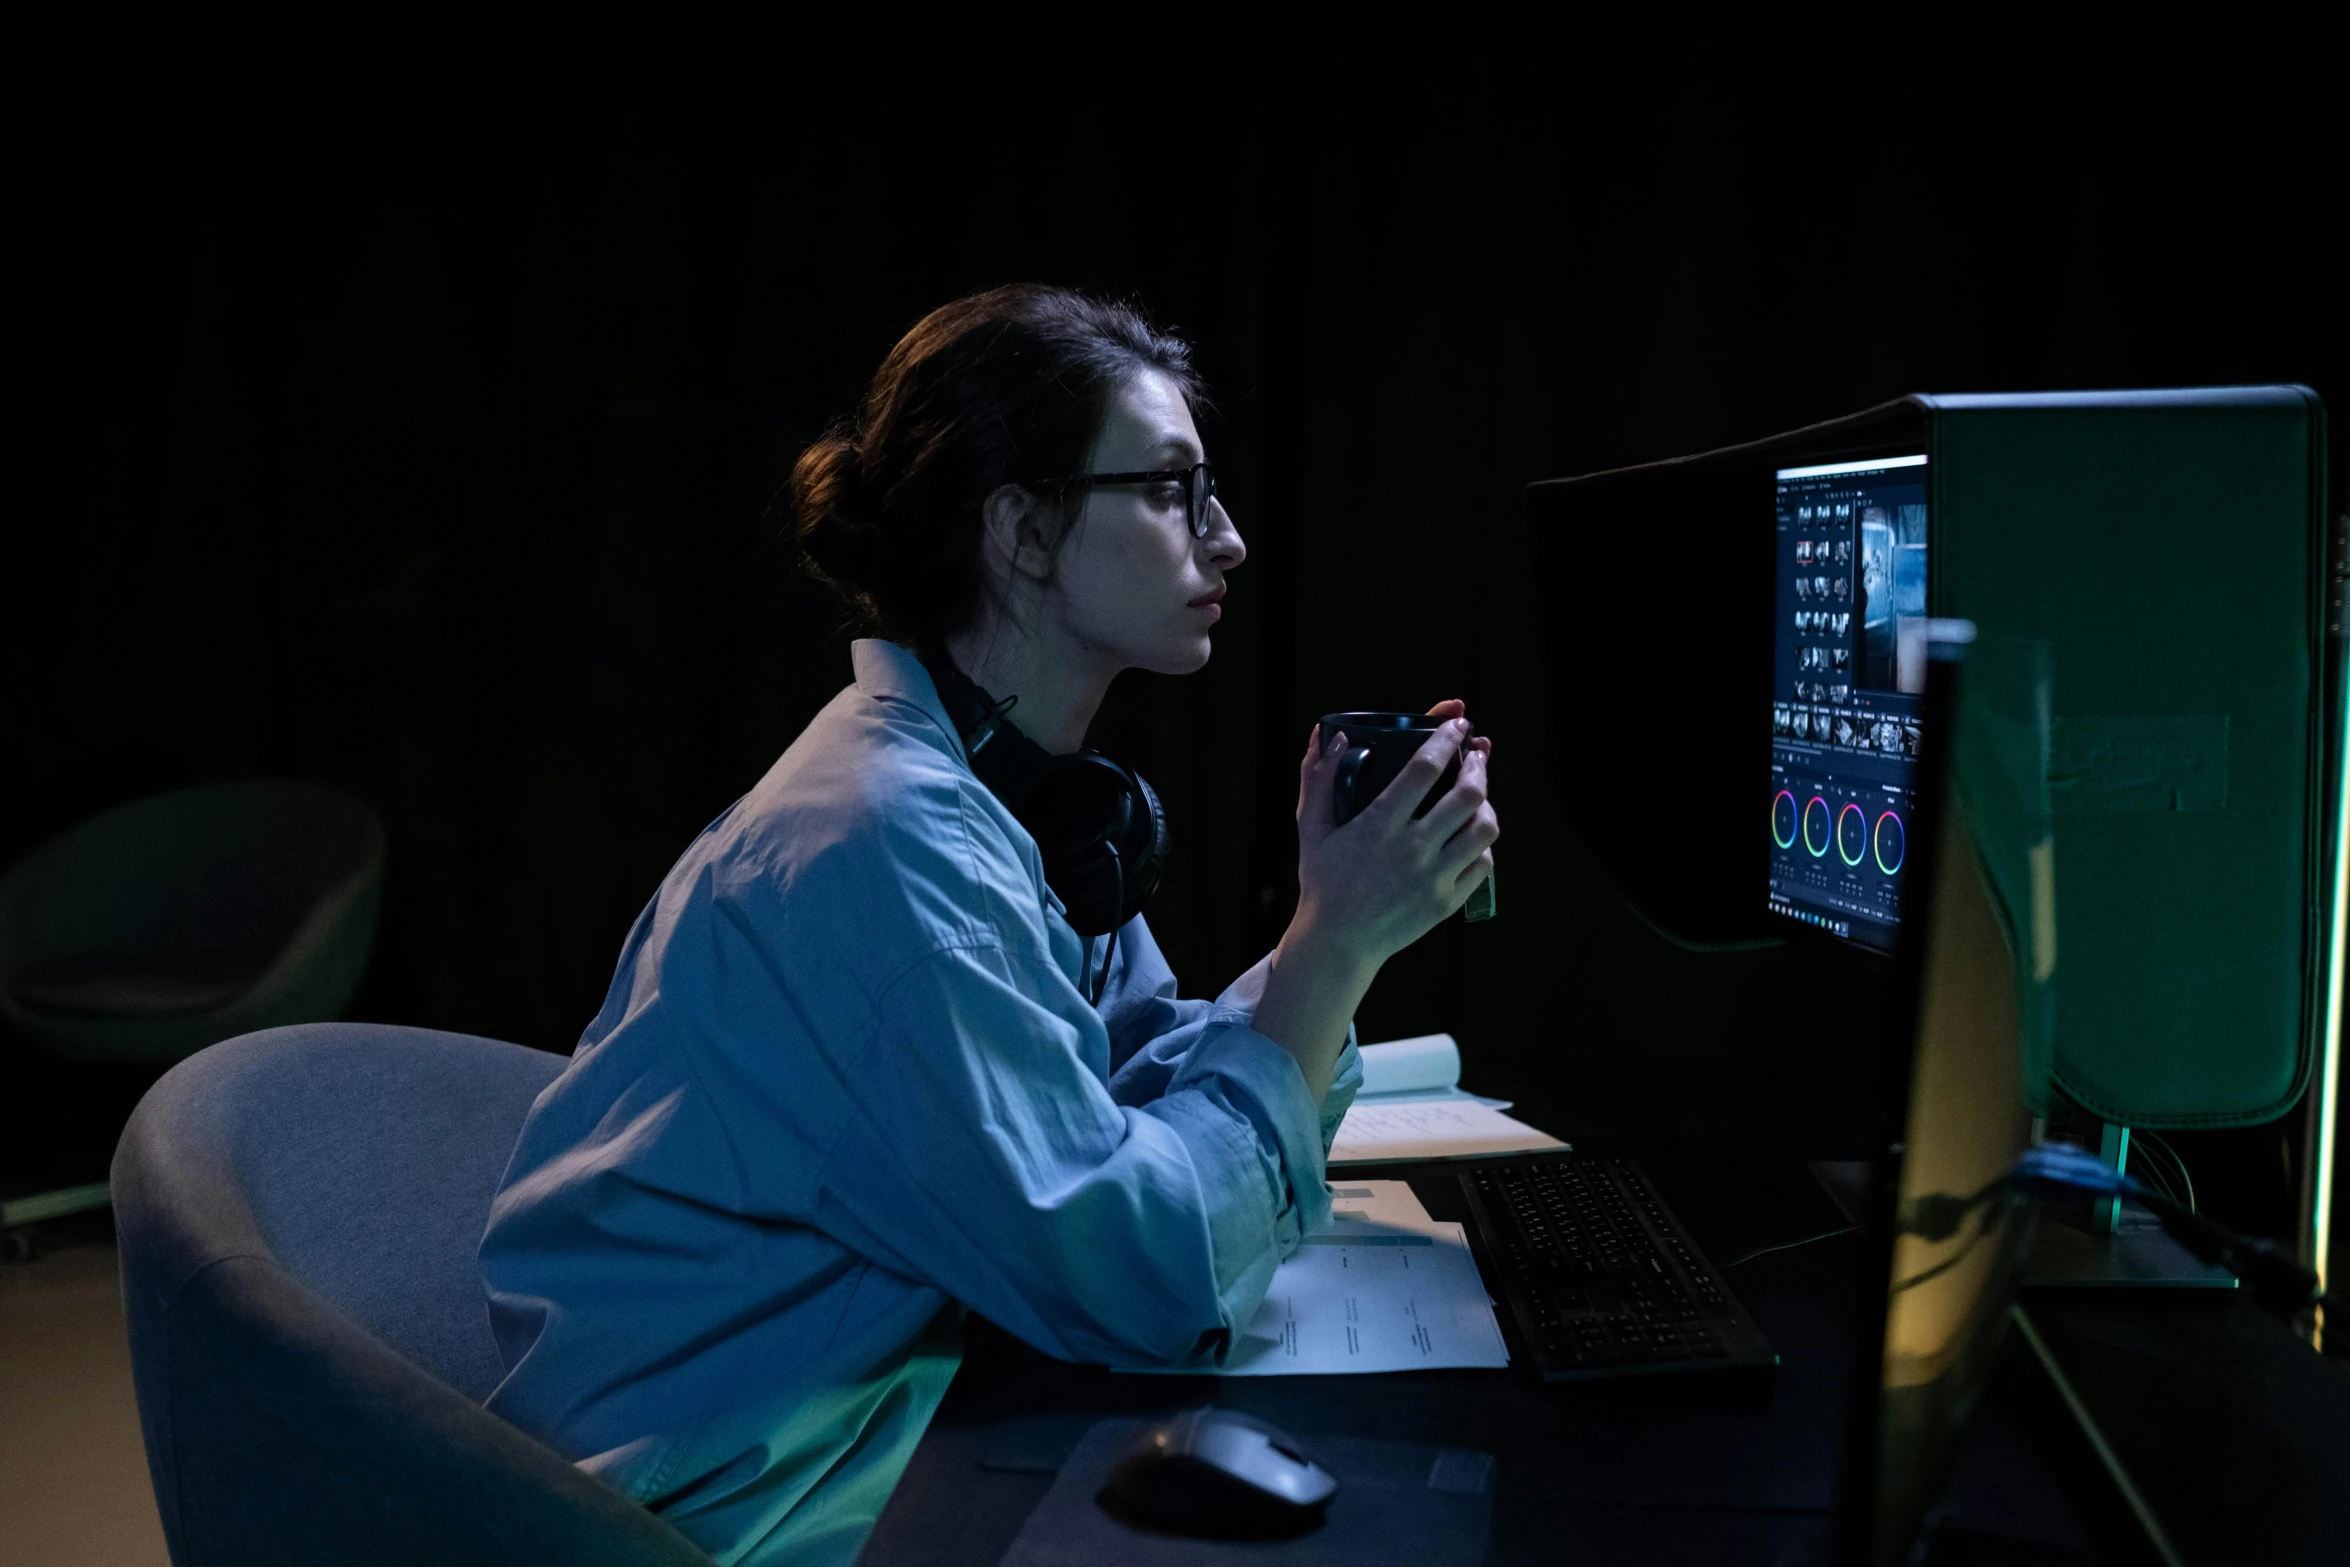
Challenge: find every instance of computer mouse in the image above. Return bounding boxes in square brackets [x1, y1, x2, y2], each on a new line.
[1103, 1406, 1338, 1538]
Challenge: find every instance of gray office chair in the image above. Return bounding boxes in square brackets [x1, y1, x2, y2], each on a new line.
[112, 1022, 713, 1566]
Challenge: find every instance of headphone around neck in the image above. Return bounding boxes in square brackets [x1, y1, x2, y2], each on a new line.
[918, 649, 1169, 947]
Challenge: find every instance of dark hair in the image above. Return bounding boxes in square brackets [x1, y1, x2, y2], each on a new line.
[790, 285, 1204, 645]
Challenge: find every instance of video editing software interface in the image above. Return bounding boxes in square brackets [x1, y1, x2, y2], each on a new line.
[1767, 455, 1928, 952]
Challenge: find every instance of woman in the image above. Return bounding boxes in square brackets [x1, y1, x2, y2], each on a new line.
[479, 285, 1499, 1565]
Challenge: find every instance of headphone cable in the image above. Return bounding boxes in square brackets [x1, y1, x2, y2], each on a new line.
[1090, 848, 1124, 1006]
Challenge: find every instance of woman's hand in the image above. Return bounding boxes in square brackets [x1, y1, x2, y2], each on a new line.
[1249, 701, 1498, 1100]
[1292, 703, 1498, 965]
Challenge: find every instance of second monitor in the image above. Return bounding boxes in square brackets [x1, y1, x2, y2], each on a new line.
[1768, 454, 1931, 952]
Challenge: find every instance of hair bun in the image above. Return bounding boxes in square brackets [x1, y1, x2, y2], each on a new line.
[791, 428, 889, 620]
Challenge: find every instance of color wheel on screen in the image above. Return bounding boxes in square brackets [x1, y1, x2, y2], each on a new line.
[1874, 811, 1905, 874]
[1837, 804, 1867, 867]
[1802, 797, 1831, 858]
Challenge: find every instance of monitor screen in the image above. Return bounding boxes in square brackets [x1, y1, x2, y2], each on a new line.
[1767, 454, 1929, 952]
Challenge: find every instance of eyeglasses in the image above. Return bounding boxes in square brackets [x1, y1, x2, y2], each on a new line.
[1026, 461, 1220, 539]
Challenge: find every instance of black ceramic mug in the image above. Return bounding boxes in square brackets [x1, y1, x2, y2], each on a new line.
[1319, 712, 1497, 922]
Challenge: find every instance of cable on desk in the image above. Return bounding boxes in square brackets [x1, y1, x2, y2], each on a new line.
[1723, 1224, 1858, 1269]
[2129, 1131, 2197, 1215]
[2125, 1142, 2182, 1209]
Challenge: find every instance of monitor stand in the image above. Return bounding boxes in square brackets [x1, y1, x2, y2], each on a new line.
[2017, 1120, 2238, 1289]
[2021, 1202, 2239, 1290]
[1810, 1149, 2239, 1289]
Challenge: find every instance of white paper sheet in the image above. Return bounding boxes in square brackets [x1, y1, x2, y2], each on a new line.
[1222, 1219, 1510, 1374]
[1353, 1033, 1513, 1109]
[1356, 1034, 1463, 1097]
[1324, 1179, 1435, 1230]
[1329, 1099, 1568, 1166]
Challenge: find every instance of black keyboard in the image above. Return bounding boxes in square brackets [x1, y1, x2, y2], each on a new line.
[1460, 1157, 1778, 1381]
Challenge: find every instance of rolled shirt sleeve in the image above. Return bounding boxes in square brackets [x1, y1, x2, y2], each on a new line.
[1100, 926, 1363, 1166]
[722, 914, 1356, 1370]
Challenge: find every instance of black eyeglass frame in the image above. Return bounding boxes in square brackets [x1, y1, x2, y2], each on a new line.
[1023, 461, 1219, 539]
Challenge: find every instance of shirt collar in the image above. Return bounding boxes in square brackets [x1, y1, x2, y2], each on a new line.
[851, 639, 969, 766]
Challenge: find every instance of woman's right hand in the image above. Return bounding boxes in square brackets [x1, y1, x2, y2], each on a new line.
[1291, 710, 1499, 968]
[1249, 707, 1498, 1101]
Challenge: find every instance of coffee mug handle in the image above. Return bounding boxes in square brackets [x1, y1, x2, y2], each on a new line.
[1332, 747, 1374, 826]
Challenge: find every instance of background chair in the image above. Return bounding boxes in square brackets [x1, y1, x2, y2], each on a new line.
[0, 779, 386, 1253]
[0, 779, 386, 1063]
[112, 1022, 713, 1566]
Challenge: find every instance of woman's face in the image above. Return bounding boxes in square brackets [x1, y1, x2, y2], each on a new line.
[1043, 369, 1246, 675]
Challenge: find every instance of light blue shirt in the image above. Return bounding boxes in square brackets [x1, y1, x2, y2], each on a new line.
[478, 639, 1359, 1566]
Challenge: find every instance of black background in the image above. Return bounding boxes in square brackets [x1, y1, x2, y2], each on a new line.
[7, 65, 2342, 1248]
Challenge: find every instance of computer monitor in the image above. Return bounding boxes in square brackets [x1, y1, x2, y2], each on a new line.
[1767, 455, 1930, 952]
[1836, 643, 2044, 1566]
[1524, 387, 2332, 1191]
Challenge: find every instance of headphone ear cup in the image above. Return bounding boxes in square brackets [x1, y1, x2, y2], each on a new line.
[1117, 769, 1170, 926]
[1016, 755, 1164, 937]
[924, 650, 1168, 938]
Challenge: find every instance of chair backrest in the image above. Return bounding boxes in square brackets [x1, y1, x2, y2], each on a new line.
[113, 1023, 713, 1566]
[1, 781, 388, 1062]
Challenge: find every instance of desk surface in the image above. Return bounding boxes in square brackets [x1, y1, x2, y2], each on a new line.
[858, 1151, 2350, 1567]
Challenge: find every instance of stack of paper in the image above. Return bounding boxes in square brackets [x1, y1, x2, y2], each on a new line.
[1331, 1034, 1568, 1166]
[1222, 1181, 1510, 1375]
[1331, 1099, 1568, 1165]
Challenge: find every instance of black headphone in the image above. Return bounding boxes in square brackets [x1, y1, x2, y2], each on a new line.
[919, 650, 1170, 948]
